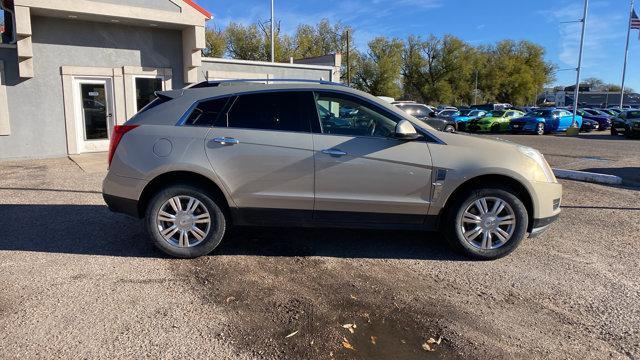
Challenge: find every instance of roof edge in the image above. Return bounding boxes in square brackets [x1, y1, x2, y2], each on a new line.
[183, 0, 212, 19]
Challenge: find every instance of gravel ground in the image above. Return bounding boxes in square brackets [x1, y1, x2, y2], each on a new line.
[0, 134, 639, 359]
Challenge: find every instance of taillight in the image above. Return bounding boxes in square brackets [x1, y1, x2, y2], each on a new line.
[108, 124, 139, 167]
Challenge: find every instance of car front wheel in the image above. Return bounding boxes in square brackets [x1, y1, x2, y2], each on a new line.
[145, 185, 227, 258]
[444, 124, 456, 132]
[444, 188, 529, 260]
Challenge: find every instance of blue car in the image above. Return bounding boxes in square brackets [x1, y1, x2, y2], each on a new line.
[454, 109, 487, 131]
[508, 108, 582, 135]
[576, 108, 612, 130]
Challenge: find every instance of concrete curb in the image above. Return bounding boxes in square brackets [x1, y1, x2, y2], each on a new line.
[552, 168, 623, 185]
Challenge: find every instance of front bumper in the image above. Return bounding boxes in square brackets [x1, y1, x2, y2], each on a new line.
[529, 214, 559, 238]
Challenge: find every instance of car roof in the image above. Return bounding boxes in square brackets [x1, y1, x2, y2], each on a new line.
[127, 82, 421, 127]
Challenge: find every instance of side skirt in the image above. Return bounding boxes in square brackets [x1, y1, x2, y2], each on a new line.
[230, 208, 439, 231]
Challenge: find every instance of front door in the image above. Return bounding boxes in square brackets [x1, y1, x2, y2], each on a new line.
[312, 91, 433, 224]
[74, 78, 115, 153]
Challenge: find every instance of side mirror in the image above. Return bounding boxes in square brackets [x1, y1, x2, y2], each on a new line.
[428, 111, 436, 118]
[393, 120, 421, 140]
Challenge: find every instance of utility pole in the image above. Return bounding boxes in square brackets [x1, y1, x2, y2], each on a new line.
[620, 0, 634, 108]
[270, 0, 275, 63]
[474, 70, 478, 105]
[569, 0, 588, 134]
[346, 29, 350, 86]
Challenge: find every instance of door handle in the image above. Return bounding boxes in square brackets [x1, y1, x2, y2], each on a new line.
[212, 137, 240, 145]
[321, 148, 347, 156]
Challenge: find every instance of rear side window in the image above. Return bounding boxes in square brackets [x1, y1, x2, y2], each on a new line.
[137, 95, 171, 115]
[226, 92, 312, 132]
[184, 97, 229, 127]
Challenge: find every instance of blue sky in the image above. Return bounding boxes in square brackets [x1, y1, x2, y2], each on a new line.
[198, 0, 640, 91]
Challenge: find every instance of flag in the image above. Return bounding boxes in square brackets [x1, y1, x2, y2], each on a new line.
[632, 9, 640, 30]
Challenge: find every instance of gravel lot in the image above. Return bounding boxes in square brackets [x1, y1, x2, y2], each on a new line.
[0, 133, 638, 359]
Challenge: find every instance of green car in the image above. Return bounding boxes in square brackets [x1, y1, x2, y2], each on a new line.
[467, 110, 525, 132]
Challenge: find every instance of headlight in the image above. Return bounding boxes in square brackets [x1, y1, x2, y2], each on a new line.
[518, 146, 556, 183]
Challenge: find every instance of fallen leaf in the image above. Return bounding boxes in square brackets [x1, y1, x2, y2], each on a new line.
[370, 336, 377, 345]
[426, 336, 442, 345]
[401, 339, 406, 344]
[341, 323, 356, 334]
[422, 336, 442, 351]
[225, 296, 235, 303]
[422, 343, 433, 352]
[350, 294, 357, 300]
[342, 338, 356, 351]
[285, 330, 299, 338]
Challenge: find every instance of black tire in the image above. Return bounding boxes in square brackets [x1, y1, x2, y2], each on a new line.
[535, 123, 545, 135]
[443, 187, 529, 260]
[490, 124, 501, 133]
[444, 124, 456, 133]
[625, 126, 633, 138]
[145, 185, 227, 258]
[611, 126, 618, 136]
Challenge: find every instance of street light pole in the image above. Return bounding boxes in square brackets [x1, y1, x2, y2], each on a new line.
[270, 0, 275, 63]
[620, 0, 634, 108]
[474, 70, 478, 105]
[569, 0, 588, 134]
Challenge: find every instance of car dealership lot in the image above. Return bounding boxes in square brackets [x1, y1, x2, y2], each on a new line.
[0, 134, 639, 359]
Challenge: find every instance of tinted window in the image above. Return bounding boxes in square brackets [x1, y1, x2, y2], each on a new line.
[315, 92, 399, 138]
[626, 111, 640, 119]
[184, 97, 229, 127]
[226, 92, 311, 132]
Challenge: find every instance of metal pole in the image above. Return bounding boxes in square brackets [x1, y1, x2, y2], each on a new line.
[474, 70, 478, 105]
[571, 0, 588, 128]
[620, 0, 634, 108]
[346, 29, 350, 86]
[270, 0, 274, 63]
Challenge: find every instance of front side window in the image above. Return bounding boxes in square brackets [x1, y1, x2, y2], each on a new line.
[226, 91, 311, 132]
[315, 92, 399, 138]
[184, 97, 229, 127]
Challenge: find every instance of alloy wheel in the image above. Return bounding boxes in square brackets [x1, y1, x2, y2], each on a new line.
[156, 196, 211, 248]
[459, 197, 516, 250]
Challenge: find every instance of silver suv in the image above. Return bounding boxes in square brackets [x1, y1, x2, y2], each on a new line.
[103, 80, 561, 259]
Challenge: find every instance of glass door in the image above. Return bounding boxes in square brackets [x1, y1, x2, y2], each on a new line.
[74, 78, 114, 153]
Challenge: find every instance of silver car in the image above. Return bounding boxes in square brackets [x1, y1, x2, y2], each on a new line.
[103, 80, 562, 259]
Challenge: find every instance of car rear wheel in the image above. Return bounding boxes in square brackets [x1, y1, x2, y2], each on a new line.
[444, 124, 456, 133]
[535, 123, 545, 135]
[145, 185, 227, 258]
[490, 124, 501, 133]
[611, 126, 618, 136]
[444, 187, 528, 260]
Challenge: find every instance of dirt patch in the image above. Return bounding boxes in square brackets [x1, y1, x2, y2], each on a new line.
[171, 228, 463, 359]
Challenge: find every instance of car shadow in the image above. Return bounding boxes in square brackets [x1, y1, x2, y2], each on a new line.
[0, 204, 465, 261]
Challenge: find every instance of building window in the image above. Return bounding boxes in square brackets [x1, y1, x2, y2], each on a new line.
[0, 7, 15, 44]
[134, 76, 163, 112]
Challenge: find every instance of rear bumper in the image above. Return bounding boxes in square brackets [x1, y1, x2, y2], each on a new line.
[103, 193, 140, 218]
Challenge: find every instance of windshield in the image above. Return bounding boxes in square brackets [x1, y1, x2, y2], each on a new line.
[468, 110, 483, 116]
[487, 111, 505, 117]
[458, 109, 473, 116]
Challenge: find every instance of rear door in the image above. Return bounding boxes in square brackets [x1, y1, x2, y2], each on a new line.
[203, 91, 316, 221]
[311, 91, 433, 224]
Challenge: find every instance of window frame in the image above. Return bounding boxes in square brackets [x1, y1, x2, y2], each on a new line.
[180, 95, 233, 127]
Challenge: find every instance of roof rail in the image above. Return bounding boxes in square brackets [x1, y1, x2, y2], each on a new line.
[187, 78, 347, 89]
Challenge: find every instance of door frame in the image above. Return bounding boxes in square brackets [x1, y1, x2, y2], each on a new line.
[72, 76, 115, 153]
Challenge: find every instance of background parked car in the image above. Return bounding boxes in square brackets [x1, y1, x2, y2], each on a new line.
[394, 103, 457, 132]
[508, 108, 582, 135]
[576, 108, 611, 130]
[600, 108, 620, 117]
[454, 109, 487, 131]
[436, 109, 460, 119]
[467, 109, 525, 133]
[580, 118, 599, 132]
[611, 110, 640, 138]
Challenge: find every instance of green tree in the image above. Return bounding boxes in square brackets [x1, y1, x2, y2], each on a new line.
[225, 22, 264, 60]
[203, 26, 226, 58]
[351, 37, 404, 98]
